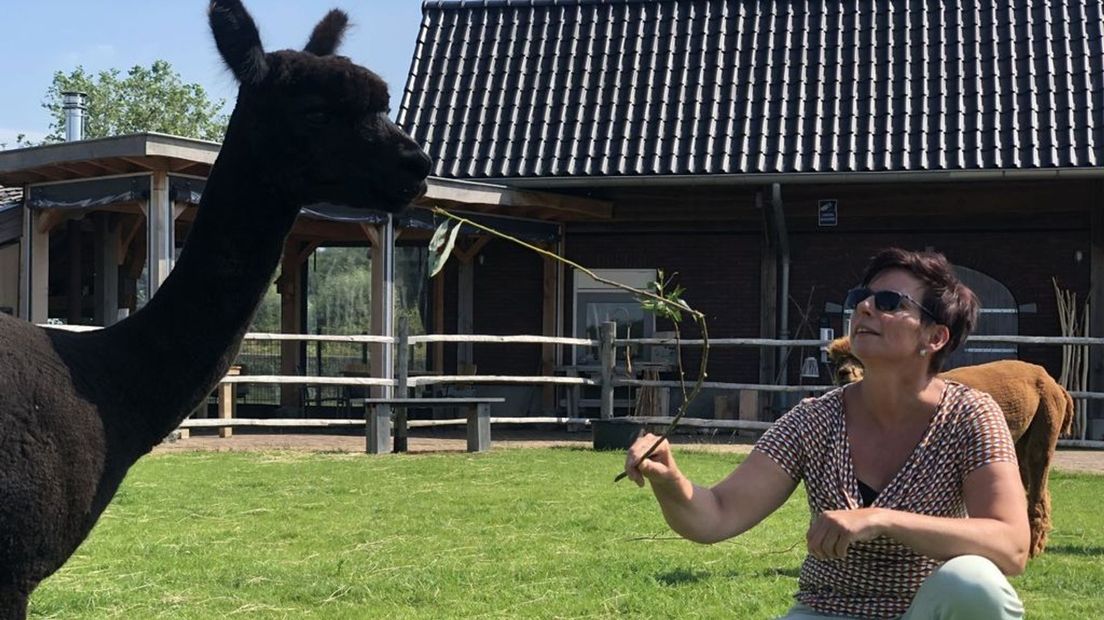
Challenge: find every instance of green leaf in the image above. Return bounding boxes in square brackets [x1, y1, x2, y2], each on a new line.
[428, 220, 462, 278]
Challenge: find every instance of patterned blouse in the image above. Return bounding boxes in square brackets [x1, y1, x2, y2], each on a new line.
[754, 381, 1017, 619]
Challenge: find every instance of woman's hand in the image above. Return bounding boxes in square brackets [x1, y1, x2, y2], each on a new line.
[623, 433, 684, 491]
[806, 508, 887, 560]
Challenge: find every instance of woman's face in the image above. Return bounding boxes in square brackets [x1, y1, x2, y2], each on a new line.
[848, 268, 935, 368]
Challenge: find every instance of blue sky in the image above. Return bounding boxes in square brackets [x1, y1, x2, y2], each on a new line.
[0, 1, 425, 147]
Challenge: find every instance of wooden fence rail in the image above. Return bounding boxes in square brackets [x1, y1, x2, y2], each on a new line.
[39, 324, 1104, 444]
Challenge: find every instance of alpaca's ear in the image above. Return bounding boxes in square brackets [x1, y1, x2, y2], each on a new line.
[209, 0, 268, 85]
[304, 10, 349, 56]
[826, 337, 853, 363]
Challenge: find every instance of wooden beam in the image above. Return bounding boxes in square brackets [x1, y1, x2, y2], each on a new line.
[36, 208, 70, 234]
[168, 158, 200, 172]
[359, 222, 380, 247]
[52, 162, 98, 177]
[417, 178, 614, 220]
[454, 235, 491, 264]
[118, 156, 156, 171]
[80, 158, 127, 175]
[18, 169, 57, 184]
[31, 167, 68, 182]
[118, 215, 144, 264]
[295, 240, 322, 266]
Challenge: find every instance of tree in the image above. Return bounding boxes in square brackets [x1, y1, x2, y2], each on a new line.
[0, 133, 32, 150]
[41, 60, 227, 143]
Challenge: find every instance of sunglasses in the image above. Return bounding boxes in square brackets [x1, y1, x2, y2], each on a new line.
[844, 287, 938, 321]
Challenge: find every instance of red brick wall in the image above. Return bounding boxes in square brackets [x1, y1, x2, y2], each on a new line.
[472, 238, 544, 375]
[440, 238, 544, 376]
[460, 179, 1096, 389]
[785, 217, 1092, 381]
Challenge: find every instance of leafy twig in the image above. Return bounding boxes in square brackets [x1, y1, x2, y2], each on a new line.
[429, 207, 710, 483]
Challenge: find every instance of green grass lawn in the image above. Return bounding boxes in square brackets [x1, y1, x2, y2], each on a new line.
[29, 448, 1104, 619]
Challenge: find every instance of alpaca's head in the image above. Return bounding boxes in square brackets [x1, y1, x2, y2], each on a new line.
[209, 0, 430, 213]
[826, 336, 865, 386]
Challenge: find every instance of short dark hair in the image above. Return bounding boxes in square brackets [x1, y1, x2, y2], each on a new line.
[860, 248, 979, 373]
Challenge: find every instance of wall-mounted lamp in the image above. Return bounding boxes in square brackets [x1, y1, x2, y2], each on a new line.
[801, 356, 820, 379]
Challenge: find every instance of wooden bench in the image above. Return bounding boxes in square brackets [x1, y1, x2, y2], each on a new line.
[359, 397, 507, 454]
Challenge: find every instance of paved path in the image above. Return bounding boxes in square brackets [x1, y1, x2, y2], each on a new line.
[156, 429, 1104, 475]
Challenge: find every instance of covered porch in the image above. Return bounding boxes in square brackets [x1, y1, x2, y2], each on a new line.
[0, 133, 614, 415]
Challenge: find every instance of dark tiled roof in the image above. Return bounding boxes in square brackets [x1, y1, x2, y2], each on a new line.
[400, 0, 1104, 179]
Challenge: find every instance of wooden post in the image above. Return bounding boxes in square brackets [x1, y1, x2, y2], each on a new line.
[600, 321, 616, 420]
[217, 365, 241, 438]
[66, 220, 81, 324]
[1091, 192, 1104, 426]
[145, 171, 174, 297]
[279, 242, 303, 411]
[433, 271, 445, 372]
[758, 189, 778, 420]
[457, 260, 474, 372]
[467, 402, 491, 452]
[26, 208, 50, 323]
[395, 317, 410, 452]
[366, 403, 392, 454]
[541, 250, 557, 413]
[93, 213, 119, 326]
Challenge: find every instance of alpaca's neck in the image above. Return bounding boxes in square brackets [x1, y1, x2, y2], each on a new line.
[102, 122, 300, 445]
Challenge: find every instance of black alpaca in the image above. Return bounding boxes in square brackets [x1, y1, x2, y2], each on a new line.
[0, 2, 431, 616]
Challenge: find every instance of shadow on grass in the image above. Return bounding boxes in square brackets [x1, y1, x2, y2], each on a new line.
[758, 567, 801, 579]
[655, 567, 713, 585]
[1043, 544, 1104, 557]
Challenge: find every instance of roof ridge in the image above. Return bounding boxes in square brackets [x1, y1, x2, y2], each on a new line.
[423, 0, 671, 10]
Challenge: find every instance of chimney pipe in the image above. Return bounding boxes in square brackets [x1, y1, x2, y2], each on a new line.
[61, 91, 87, 142]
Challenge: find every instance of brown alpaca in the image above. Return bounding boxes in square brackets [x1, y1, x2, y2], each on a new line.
[826, 337, 1073, 557]
[0, 2, 431, 617]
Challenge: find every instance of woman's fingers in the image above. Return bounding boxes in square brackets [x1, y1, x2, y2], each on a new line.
[832, 531, 851, 559]
[807, 513, 853, 560]
[806, 518, 826, 560]
[624, 433, 673, 487]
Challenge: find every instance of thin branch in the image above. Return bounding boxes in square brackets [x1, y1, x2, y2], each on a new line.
[431, 207, 710, 484]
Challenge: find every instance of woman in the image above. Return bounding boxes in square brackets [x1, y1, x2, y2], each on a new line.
[624, 248, 1029, 619]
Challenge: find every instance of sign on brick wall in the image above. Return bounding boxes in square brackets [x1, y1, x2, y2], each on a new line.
[818, 199, 838, 227]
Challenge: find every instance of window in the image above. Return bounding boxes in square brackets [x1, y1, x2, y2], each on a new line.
[573, 269, 656, 365]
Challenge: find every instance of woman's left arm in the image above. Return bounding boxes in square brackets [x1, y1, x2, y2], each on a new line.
[807, 462, 1030, 575]
[880, 461, 1030, 574]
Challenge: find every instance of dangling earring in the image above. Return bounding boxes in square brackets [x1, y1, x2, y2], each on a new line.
[919, 349, 928, 357]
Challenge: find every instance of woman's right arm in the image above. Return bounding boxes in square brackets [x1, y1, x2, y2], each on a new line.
[624, 434, 799, 544]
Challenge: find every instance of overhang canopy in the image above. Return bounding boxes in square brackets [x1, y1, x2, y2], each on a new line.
[0, 132, 613, 229]
[0, 133, 219, 185]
